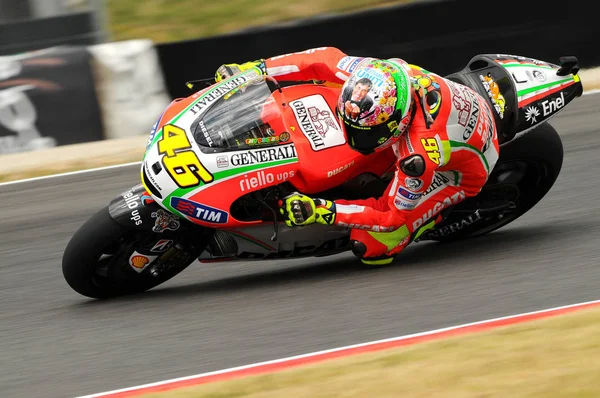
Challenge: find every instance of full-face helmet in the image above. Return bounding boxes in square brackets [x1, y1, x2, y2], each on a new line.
[337, 59, 414, 154]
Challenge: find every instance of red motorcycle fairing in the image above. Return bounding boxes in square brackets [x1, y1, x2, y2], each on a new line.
[280, 85, 397, 194]
[183, 84, 397, 227]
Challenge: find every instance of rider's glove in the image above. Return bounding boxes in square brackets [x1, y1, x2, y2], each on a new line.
[279, 193, 336, 227]
[215, 59, 267, 82]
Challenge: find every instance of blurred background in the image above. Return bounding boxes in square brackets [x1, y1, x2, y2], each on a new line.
[0, 0, 596, 159]
[2, 3, 599, 397]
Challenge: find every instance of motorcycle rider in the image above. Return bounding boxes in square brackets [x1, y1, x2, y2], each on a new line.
[215, 47, 500, 265]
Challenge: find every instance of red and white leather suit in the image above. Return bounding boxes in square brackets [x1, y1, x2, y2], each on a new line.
[266, 47, 500, 260]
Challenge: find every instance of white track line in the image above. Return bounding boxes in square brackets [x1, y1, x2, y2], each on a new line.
[77, 299, 600, 398]
[0, 161, 141, 188]
[2, 89, 599, 189]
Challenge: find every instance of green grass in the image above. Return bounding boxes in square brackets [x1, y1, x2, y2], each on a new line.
[138, 306, 600, 397]
[106, 0, 419, 43]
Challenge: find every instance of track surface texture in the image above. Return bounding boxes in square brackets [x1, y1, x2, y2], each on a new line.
[2, 94, 600, 398]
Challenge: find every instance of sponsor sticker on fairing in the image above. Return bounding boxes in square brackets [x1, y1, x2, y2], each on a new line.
[170, 197, 229, 224]
[121, 189, 143, 226]
[522, 91, 566, 127]
[128, 252, 158, 273]
[150, 239, 173, 253]
[532, 70, 547, 82]
[229, 143, 297, 166]
[143, 161, 163, 191]
[327, 160, 355, 178]
[479, 73, 505, 119]
[216, 155, 229, 168]
[290, 94, 346, 151]
[239, 169, 295, 192]
[188, 70, 260, 116]
[525, 106, 540, 125]
[151, 209, 180, 233]
[541, 92, 565, 116]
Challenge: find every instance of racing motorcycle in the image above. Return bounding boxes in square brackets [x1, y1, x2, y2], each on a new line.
[62, 53, 583, 298]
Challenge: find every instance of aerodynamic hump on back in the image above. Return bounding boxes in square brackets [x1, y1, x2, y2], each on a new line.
[446, 54, 583, 144]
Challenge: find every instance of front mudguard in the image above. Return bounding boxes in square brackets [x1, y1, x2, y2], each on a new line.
[108, 183, 166, 231]
[108, 183, 200, 235]
[107, 183, 215, 260]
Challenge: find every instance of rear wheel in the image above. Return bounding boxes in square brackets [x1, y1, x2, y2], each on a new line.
[62, 206, 205, 299]
[427, 123, 563, 243]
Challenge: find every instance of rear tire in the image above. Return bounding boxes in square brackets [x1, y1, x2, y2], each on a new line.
[431, 122, 563, 243]
[62, 206, 196, 299]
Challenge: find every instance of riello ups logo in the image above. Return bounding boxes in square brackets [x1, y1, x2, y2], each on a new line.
[122, 189, 142, 225]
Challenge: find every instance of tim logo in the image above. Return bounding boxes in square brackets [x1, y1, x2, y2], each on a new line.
[308, 107, 338, 137]
[170, 197, 228, 224]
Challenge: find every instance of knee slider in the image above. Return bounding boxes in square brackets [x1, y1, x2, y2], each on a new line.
[351, 240, 367, 258]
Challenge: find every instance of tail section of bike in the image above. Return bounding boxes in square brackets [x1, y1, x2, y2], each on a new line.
[446, 53, 582, 145]
[417, 54, 581, 242]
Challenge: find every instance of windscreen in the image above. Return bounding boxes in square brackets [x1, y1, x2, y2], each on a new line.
[192, 77, 287, 151]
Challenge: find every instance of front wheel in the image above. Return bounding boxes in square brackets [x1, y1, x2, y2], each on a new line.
[426, 122, 563, 243]
[62, 206, 206, 299]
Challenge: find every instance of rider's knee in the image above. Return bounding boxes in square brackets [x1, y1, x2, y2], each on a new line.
[351, 240, 367, 258]
[350, 240, 396, 266]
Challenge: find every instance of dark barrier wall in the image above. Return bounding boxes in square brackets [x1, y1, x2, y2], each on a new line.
[0, 12, 98, 56]
[157, 0, 599, 99]
[0, 0, 31, 22]
[0, 46, 105, 153]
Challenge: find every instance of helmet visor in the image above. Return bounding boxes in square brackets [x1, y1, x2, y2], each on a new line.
[344, 121, 396, 153]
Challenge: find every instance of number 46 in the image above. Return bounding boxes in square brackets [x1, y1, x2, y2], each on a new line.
[420, 138, 441, 165]
[158, 124, 213, 188]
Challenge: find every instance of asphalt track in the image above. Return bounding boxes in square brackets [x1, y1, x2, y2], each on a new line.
[1, 93, 600, 398]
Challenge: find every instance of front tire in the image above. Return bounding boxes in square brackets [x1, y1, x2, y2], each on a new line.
[62, 206, 197, 299]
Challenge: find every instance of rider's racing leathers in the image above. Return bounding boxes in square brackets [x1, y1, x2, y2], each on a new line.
[230, 47, 500, 264]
